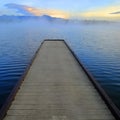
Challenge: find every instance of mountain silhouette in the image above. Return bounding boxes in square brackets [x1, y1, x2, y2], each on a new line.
[0, 15, 68, 22]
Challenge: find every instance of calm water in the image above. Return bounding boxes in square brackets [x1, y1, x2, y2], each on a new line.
[0, 20, 120, 110]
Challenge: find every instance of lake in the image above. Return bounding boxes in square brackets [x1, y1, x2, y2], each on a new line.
[0, 19, 120, 110]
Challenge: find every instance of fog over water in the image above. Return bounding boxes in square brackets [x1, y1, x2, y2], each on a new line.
[0, 18, 120, 110]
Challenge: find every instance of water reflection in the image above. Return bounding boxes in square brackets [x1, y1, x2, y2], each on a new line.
[0, 20, 120, 109]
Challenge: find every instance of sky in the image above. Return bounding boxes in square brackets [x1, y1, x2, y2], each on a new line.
[1, 0, 120, 20]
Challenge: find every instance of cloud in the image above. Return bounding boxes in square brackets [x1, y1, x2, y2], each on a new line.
[79, 6, 120, 20]
[5, 3, 69, 18]
[110, 11, 120, 14]
[5, 3, 34, 16]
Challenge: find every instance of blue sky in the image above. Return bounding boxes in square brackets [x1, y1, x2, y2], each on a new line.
[1, 0, 120, 19]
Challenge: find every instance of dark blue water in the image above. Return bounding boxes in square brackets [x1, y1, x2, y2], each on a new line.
[0, 20, 120, 110]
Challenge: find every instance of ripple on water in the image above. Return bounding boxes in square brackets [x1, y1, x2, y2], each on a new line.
[0, 21, 120, 111]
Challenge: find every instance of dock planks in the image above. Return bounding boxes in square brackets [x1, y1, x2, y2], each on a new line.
[3, 40, 115, 120]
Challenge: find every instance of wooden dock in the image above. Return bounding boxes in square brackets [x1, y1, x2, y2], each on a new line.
[2, 40, 116, 120]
